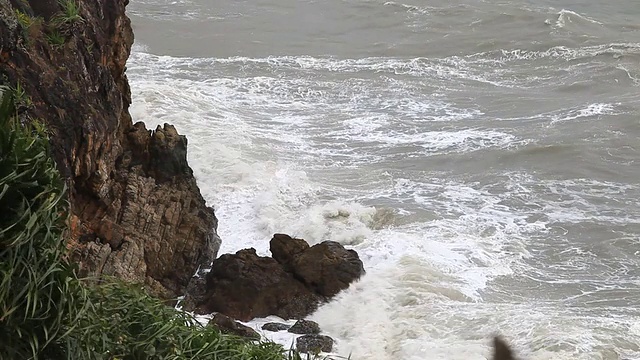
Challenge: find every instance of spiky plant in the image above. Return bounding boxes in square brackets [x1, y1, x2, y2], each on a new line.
[51, 0, 83, 31]
[0, 85, 84, 359]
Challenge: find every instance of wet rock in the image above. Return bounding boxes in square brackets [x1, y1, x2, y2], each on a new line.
[194, 248, 322, 321]
[188, 235, 365, 321]
[291, 241, 365, 297]
[261, 322, 290, 332]
[208, 313, 260, 340]
[270, 233, 309, 270]
[288, 320, 320, 335]
[296, 335, 334, 353]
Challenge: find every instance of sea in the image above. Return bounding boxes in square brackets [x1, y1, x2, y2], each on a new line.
[125, 0, 640, 359]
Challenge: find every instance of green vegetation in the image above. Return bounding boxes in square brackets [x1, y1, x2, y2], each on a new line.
[15, 9, 35, 29]
[46, 30, 66, 48]
[51, 0, 83, 29]
[0, 84, 76, 359]
[14, 9, 43, 45]
[0, 86, 332, 359]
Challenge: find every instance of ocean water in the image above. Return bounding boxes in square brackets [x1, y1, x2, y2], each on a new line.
[126, 0, 640, 358]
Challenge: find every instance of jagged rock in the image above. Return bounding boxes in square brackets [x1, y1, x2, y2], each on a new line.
[288, 320, 320, 335]
[0, 0, 221, 299]
[194, 248, 322, 321]
[270, 233, 309, 270]
[261, 322, 290, 332]
[290, 241, 365, 297]
[296, 335, 334, 353]
[187, 235, 364, 321]
[180, 274, 207, 311]
[208, 313, 260, 340]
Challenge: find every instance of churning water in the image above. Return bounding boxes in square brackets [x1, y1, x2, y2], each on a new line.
[126, 0, 640, 358]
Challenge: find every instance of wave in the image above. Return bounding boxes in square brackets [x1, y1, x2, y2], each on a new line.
[547, 9, 604, 29]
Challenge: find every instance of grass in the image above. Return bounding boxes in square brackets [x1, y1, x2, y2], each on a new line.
[0, 84, 76, 359]
[46, 30, 66, 48]
[14, 10, 44, 45]
[51, 0, 83, 29]
[15, 9, 35, 29]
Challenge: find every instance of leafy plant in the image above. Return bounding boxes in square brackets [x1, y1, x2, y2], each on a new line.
[0, 85, 83, 359]
[46, 30, 66, 48]
[14, 10, 43, 45]
[11, 81, 33, 109]
[51, 0, 83, 29]
[15, 9, 34, 29]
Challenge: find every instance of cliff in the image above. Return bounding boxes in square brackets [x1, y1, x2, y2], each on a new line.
[0, 0, 220, 298]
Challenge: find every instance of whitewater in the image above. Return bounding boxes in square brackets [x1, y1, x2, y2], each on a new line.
[126, 0, 640, 358]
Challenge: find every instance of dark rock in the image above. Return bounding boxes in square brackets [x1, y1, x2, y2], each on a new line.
[194, 248, 322, 321]
[261, 322, 290, 332]
[180, 274, 207, 311]
[291, 241, 365, 297]
[270, 233, 309, 270]
[187, 235, 365, 321]
[288, 320, 320, 335]
[208, 313, 260, 340]
[296, 335, 334, 353]
[0, 0, 221, 299]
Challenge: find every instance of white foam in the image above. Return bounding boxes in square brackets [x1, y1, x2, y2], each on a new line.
[552, 9, 604, 29]
[127, 47, 640, 359]
[550, 103, 619, 123]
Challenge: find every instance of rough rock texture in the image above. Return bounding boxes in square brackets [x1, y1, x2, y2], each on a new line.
[290, 241, 365, 297]
[288, 320, 321, 335]
[270, 233, 309, 271]
[208, 313, 260, 340]
[296, 335, 334, 354]
[261, 322, 290, 332]
[187, 234, 364, 321]
[0, 0, 220, 298]
[193, 248, 322, 322]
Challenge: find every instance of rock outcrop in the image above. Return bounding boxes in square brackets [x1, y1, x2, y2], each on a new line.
[208, 313, 260, 340]
[261, 322, 290, 332]
[288, 320, 321, 335]
[0, 0, 220, 298]
[296, 335, 334, 353]
[186, 234, 364, 321]
[191, 248, 322, 321]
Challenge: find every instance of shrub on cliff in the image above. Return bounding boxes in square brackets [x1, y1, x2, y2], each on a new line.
[0, 84, 83, 359]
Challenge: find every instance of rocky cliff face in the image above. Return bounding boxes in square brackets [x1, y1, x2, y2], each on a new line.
[0, 0, 220, 298]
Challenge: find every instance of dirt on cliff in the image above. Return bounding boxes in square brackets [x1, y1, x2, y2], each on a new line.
[0, 0, 220, 299]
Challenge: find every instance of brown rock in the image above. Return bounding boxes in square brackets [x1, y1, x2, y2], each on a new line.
[0, 0, 221, 299]
[288, 320, 320, 335]
[296, 335, 334, 353]
[188, 235, 365, 321]
[270, 233, 309, 269]
[208, 313, 260, 340]
[291, 241, 365, 297]
[261, 322, 290, 332]
[195, 248, 321, 321]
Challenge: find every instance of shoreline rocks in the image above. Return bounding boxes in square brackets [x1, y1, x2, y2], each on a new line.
[296, 335, 334, 353]
[184, 234, 364, 321]
[208, 313, 260, 340]
[288, 320, 321, 335]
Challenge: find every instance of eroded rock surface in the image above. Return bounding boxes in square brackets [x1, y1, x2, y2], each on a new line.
[0, 0, 220, 298]
[261, 322, 290, 332]
[208, 313, 260, 340]
[296, 335, 334, 353]
[187, 234, 364, 321]
[288, 320, 321, 335]
[193, 248, 322, 322]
